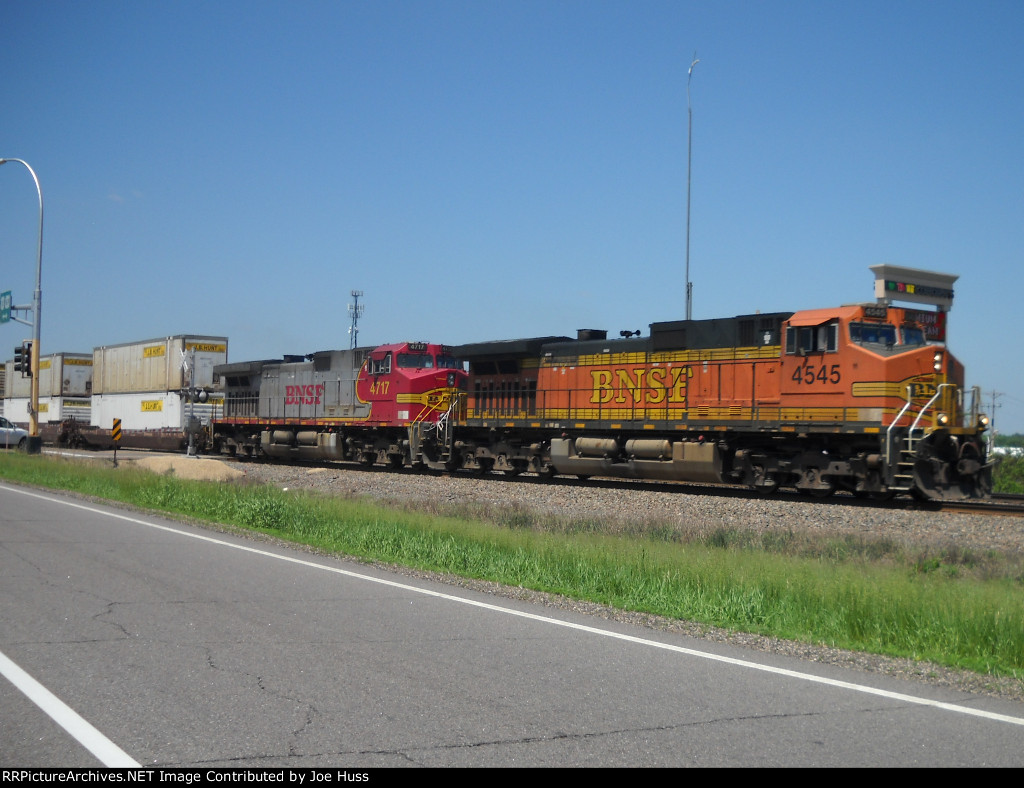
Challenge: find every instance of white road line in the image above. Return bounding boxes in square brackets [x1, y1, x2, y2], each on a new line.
[5, 482, 1024, 733]
[0, 648, 140, 767]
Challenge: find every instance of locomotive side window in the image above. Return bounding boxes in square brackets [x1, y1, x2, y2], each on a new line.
[785, 322, 838, 355]
[371, 353, 392, 375]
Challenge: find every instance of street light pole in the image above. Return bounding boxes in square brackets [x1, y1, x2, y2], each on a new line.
[685, 54, 699, 322]
[0, 157, 44, 453]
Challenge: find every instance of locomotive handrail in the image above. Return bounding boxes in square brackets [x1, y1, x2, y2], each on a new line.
[885, 382, 956, 468]
[909, 382, 953, 435]
[885, 385, 915, 467]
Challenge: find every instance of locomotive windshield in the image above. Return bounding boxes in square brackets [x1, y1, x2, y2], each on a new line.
[849, 322, 928, 352]
[395, 351, 464, 370]
[849, 322, 897, 347]
[900, 325, 927, 346]
[436, 355, 462, 370]
[397, 353, 434, 369]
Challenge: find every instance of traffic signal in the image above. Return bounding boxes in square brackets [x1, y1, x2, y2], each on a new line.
[13, 341, 32, 377]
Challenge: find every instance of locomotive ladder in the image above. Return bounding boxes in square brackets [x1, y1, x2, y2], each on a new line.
[409, 394, 460, 469]
[887, 383, 953, 491]
[434, 402, 456, 465]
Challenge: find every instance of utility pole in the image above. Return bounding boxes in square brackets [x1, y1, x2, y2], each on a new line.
[986, 389, 1003, 454]
[348, 290, 364, 350]
[685, 54, 699, 321]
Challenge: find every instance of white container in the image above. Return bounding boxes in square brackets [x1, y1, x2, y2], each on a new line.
[90, 391, 222, 432]
[5, 353, 93, 398]
[92, 335, 228, 394]
[3, 396, 92, 426]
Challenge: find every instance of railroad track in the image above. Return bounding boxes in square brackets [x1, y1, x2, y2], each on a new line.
[206, 451, 1024, 516]
[43, 445, 1024, 517]
[942, 494, 1024, 517]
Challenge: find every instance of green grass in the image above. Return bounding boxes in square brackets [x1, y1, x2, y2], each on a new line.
[2, 452, 1023, 680]
[994, 455, 1024, 494]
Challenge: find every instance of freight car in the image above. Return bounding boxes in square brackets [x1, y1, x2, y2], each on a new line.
[210, 342, 466, 468]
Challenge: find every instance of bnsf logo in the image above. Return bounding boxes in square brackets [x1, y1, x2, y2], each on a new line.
[286, 384, 325, 405]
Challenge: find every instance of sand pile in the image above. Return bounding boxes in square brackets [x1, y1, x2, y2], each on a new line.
[130, 455, 246, 482]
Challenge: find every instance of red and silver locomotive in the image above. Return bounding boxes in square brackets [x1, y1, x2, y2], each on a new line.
[211, 341, 466, 469]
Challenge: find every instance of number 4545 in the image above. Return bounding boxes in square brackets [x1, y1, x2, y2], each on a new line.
[792, 363, 841, 385]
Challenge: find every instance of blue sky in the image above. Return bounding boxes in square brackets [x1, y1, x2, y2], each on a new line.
[2, 0, 1022, 433]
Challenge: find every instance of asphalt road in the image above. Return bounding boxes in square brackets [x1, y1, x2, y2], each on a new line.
[2, 482, 1023, 768]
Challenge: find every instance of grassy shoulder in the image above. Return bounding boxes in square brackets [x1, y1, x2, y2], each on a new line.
[2, 452, 1022, 681]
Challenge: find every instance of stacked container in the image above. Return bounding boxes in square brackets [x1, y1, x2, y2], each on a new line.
[3, 352, 93, 425]
[90, 335, 228, 433]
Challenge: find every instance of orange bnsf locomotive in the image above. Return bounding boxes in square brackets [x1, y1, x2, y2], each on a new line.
[447, 266, 992, 500]
[208, 266, 993, 500]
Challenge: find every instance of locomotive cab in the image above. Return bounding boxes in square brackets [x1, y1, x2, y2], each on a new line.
[356, 342, 467, 426]
[781, 304, 976, 431]
[780, 301, 990, 499]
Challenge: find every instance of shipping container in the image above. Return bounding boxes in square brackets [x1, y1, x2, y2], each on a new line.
[92, 335, 228, 394]
[3, 396, 91, 425]
[90, 391, 224, 432]
[5, 352, 92, 398]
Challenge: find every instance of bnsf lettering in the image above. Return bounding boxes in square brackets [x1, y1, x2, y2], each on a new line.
[590, 367, 688, 406]
[285, 384, 325, 405]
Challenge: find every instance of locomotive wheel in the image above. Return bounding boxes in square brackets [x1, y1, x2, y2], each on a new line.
[749, 465, 778, 496]
[807, 475, 837, 498]
[388, 454, 405, 470]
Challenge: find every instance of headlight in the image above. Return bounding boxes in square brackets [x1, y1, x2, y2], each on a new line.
[978, 414, 990, 430]
[936, 412, 950, 427]
[933, 351, 943, 371]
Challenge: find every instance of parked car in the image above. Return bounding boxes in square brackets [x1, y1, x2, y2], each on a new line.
[0, 417, 28, 450]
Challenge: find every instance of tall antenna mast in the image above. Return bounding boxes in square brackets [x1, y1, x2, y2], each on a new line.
[685, 52, 699, 321]
[348, 290, 364, 349]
